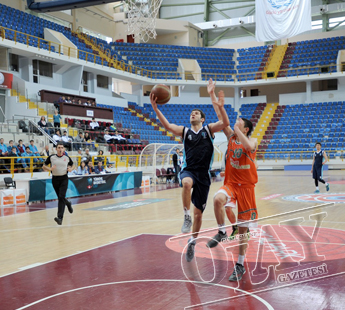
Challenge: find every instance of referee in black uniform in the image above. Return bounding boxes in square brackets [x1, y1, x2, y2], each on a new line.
[43, 142, 75, 225]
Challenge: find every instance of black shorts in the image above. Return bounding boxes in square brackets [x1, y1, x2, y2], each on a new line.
[313, 166, 323, 180]
[179, 170, 210, 213]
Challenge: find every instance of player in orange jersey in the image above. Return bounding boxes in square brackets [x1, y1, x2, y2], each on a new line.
[206, 79, 258, 281]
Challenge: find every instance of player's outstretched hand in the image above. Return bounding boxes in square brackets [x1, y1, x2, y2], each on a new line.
[214, 90, 225, 108]
[207, 78, 216, 95]
[150, 93, 158, 110]
[234, 123, 240, 135]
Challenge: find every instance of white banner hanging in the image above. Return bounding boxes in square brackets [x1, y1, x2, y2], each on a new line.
[255, 0, 312, 42]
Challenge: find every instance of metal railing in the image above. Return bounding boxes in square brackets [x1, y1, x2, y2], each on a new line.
[1, 25, 343, 83]
[28, 120, 56, 145]
[256, 150, 345, 162]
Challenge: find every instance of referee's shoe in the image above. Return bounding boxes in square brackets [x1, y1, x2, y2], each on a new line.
[54, 217, 62, 225]
[66, 200, 73, 213]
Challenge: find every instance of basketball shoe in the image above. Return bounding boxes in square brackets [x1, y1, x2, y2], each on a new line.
[181, 215, 192, 233]
[229, 263, 246, 281]
[206, 231, 228, 248]
[186, 238, 196, 262]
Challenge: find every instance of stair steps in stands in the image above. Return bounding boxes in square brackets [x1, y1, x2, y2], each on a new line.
[264, 44, 288, 79]
[252, 103, 278, 146]
[129, 107, 181, 142]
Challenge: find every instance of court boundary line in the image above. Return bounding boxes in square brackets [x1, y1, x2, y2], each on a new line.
[15, 279, 274, 310]
[0, 233, 144, 278]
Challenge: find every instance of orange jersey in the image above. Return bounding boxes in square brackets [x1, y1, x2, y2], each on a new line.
[224, 135, 258, 187]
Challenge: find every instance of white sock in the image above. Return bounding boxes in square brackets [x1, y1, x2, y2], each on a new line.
[237, 254, 245, 266]
[218, 224, 226, 234]
[189, 236, 195, 242]
[316, 187, 319, 190]
[326, 182, 329, 186]
[184, 208, 190, 216]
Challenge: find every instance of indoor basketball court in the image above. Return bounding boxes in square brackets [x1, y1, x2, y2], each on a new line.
[1, 170, 345, 309]
[0, 0, 345, 309]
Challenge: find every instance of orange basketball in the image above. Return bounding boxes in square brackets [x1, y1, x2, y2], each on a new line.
[151, 84, 171, 105]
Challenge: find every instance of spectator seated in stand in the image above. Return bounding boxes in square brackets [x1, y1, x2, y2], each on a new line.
[77, 161, 89, 175]
[104, 130, 116, 144]
[61, 131, 72, 151]
[20, 146, 32, 166]
[84, 132, 96, 151]
[89, 118, 99, 131]
[8, 146, 28, 172]
[66, 96, 72, 103]
[76, 148, 83, 162]
[29, 140, 44, 163]
[0, 138, 8, 172]
[58, 96, 67, 103]
[68, 168, 78, 176]
[17, 139, 26, 155]
[114, 131, 127, 144]
[82, 148, 93, 165]
[0, 138, 8, 155]
[94, 161, 109, 174]
[7, 140, 19, 154]
[96, 150, 112, 167]
[40, 145, 53, 157]
[38, 116, 52, 135]
[74, 131, 85, 150]
[53, 129, 62, 143]
[87, 161, 95, 174]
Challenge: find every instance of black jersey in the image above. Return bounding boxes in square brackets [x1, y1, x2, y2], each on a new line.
[181, 125, 214, 174]
[313, 150, 324, 168]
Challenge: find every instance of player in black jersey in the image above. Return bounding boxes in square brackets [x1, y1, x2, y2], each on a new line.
[150, 91, 230, 262]
[311, 142, 330, 193]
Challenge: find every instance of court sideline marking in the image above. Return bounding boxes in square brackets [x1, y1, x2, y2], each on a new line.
[15, 279, 274, 310]
[0, 234, 143, 278]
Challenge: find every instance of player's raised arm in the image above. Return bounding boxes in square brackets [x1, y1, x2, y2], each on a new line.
[208, 90, 230, 134]
[207, 79, 233, 138]
[150, 93, 184, 137]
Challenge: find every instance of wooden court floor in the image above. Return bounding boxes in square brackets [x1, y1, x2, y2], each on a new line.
[1, 170, 345, 309]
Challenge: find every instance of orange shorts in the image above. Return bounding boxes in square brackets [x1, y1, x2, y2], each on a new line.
[215, 183, 258, 227]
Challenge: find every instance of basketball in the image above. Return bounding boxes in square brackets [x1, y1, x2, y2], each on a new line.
[151, 84, 171, 105]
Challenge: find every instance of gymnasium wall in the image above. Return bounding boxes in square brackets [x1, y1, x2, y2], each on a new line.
[240, 82, 307, 103]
